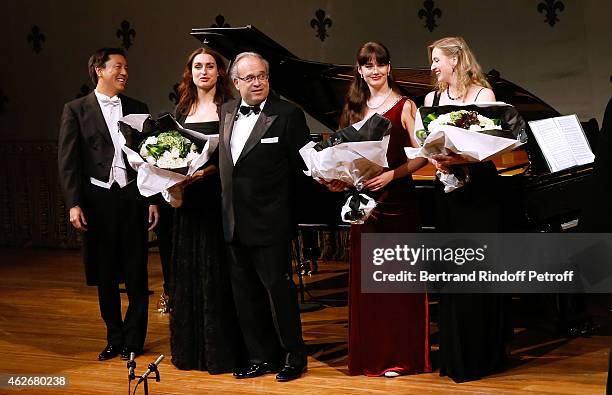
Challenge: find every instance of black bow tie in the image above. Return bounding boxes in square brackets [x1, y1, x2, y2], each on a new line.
[239, 104, 261, 116]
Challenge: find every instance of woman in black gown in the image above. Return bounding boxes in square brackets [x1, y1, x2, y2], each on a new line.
[423, 37, 511, 382]
[168, 47, 244, 373]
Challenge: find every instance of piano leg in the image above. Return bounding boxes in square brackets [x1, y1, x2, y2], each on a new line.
[291, 231, 323, 313]
[300, 229, 320, 275]
[557, 294, 594, 337]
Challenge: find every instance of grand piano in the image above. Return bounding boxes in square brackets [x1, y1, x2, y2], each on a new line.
[190, 25, 599, 232]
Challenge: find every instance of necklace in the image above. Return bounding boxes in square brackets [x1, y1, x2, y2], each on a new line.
[366, 88, 393, 109]
[446, 87, 459, 101]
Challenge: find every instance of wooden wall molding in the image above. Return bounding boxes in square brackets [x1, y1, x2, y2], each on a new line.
[0, 140, 80, 248]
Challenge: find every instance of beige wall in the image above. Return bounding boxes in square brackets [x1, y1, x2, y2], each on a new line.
[1, 0, 610, 141]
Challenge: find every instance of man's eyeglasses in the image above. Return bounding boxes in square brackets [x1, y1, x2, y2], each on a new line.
[235, 73, 269, 83]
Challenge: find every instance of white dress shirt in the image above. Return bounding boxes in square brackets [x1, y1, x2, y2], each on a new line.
[230, 99, 266, 165]
[91, 90, 128, 188]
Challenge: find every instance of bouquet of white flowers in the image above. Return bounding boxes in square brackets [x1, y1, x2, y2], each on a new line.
[119, 113, 219, 203]
[139, 131, 200, 171]
[409, 102, 527, 159]
[415, 109, 502, 145]
[406, 102, 527, 192]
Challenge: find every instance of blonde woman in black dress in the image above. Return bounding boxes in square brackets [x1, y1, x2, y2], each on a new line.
[424, 36, 510, 383]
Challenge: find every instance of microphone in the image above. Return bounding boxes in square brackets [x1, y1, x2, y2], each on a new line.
[137, 354, 164, 384]
[127, 352, 135, 380]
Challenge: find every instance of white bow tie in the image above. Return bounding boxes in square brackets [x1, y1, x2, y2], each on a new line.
[99, 96, 121, 107]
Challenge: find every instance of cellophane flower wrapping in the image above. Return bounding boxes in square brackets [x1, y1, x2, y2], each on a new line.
[299, 113, 391, 223]
[405, 102, 527, 192]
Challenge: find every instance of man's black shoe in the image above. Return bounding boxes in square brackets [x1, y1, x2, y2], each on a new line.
[276, 364, 307, 382]
[98, 344, 122, 361]
[233, 362, 280, 379]
[120, 345, 143, 360]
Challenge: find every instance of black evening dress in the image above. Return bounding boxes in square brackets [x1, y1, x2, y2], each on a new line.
[169, 118, 244, 373]
[431, 91, 511, 383]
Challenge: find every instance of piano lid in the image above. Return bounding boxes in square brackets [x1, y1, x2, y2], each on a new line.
[191, 25, 560, 130]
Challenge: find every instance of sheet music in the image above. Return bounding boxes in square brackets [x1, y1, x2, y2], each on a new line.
[529, 118, 576, 172]
[528, 114, 594, 173]
[556, 115, 595, 166]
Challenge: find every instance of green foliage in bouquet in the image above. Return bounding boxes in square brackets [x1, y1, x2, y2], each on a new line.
[139, 131, 192, 159]
[415, 113, 438, 145]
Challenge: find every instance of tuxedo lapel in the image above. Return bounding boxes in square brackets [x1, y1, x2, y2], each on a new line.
[119, 94, 132, 116]
[84, 93, 112, 145]
[236, 101, 278, 164]
[223, 102, 239, 165]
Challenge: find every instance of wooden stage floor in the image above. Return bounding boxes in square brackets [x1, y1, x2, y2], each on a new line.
[0, 248, 609, 394]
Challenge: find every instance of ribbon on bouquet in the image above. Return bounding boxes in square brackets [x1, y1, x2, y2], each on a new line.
[340, 190, 377, 224]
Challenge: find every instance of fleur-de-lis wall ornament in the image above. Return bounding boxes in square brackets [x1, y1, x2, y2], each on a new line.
[117, 20, 136, 50]
[211, 15, 230, 28]
[310, 9, 332, 42]
[418, 0, 442, 32]
[537, 0, 565, 27]
[169, 83, 180, 105]
[0, 89, 8, 114]
[76, 85, 92, 99]
[27, 25, 45, 54]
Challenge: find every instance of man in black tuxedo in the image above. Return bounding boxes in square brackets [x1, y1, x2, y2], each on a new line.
[58, 48, 158, 361]
[219, 52, 309, 381]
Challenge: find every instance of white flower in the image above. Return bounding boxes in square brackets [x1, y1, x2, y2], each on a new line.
[139, 136, 158, 158]
[428, 111, 501, 132]
[477, 115, 501, 129]
[186, 151, 199, 162]
[157, 149, 189, 169]
[137, 131, 200, 170]
[428, 114, 450, 132]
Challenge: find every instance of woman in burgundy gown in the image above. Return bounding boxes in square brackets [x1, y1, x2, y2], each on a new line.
[326, 42, 430, 377]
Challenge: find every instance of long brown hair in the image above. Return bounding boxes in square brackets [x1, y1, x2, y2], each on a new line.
[176, 48, 233, 116]
[339, 42, 401, 128]
[428, 37, 490, 100]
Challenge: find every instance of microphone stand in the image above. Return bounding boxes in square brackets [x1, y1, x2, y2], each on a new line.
[127, 356, 162, 395]
[133, 363, 161, 395]
[126, 353, 136, 395]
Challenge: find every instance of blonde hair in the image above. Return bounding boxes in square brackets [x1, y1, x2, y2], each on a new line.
[428, 36, 490, 100]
